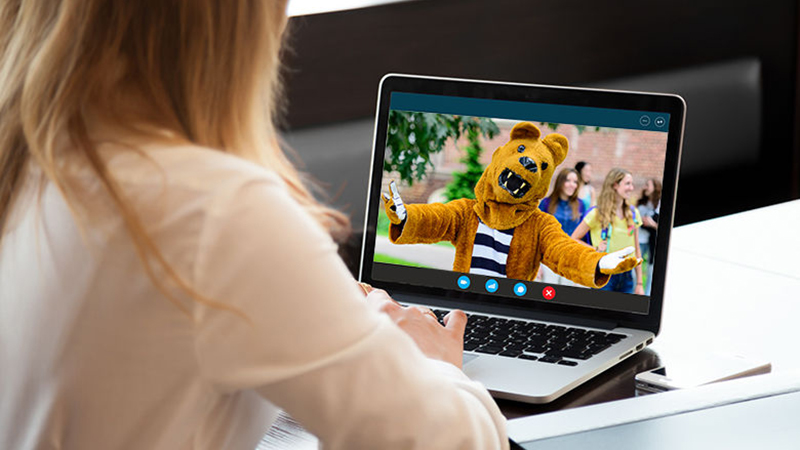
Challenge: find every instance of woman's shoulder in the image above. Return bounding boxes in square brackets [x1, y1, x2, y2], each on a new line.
[539, 197, 550, 211]
[98, 142, 291, 225]
[97, 142, 291, 208]
[631, 205, 644, 226]
[637, 201, 654, 213]
[106, 143, 281, 188]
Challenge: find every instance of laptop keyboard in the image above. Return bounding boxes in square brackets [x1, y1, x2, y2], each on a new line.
[431, 309, 627, 366]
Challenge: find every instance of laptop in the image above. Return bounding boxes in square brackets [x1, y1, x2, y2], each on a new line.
[359, 74, 685, 404]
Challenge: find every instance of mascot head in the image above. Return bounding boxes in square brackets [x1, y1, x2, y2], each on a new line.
[473, 122, 569, 229]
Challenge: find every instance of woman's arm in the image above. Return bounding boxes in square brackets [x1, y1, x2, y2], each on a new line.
[633, 227, 644, 295]
[571, 220, 606, 251]
[570, 221, 594, 248]
[192, 176, 508, 450]
[642, 214, 658, 229]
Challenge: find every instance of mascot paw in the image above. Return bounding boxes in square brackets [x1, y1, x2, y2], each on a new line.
[598, 246, 642, 275]
[381, 180, 407, 224]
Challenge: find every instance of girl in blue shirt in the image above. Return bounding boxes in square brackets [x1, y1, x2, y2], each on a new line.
[538, 168, 587, 286]
[539, 168, 587, 236]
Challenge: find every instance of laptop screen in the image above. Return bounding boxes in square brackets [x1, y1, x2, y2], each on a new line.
[361, 75, 684, 324]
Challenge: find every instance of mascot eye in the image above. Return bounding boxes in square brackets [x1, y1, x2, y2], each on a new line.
[517, 145, 526, 153]
[541, 162, 549, 170]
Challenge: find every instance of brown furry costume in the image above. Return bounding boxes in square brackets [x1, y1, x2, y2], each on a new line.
[383, 122, 639, 288]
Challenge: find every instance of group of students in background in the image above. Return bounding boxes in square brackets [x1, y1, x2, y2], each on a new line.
[538, 161, 661, 296]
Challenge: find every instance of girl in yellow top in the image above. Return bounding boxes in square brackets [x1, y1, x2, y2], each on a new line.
[571, 168, 645, 295]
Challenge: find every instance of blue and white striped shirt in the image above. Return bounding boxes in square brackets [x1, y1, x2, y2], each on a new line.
[469, 221, 515, 277]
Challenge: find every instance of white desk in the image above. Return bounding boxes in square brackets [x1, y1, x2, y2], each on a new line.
[654, 199, 800, 370]
[508, 200, 800, 446]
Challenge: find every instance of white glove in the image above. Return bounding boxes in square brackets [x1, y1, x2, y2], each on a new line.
[381, 180, 407, 222]
[599, 246, 636, 271]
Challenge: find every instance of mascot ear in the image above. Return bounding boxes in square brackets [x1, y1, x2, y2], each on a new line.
[543, 133, 569, 166]
[510, 122, 541, 141]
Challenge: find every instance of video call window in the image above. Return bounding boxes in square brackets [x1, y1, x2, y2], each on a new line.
[373, 109, 668, 304]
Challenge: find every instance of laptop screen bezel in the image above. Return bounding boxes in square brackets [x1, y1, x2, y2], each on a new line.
[359, 74, 685, 335]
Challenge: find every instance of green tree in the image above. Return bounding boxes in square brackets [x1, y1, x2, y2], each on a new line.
[444, 121, 492, 201]
[384, 111, 498, 200]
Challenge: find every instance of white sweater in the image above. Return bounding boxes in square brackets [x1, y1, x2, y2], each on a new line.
[0, 144, 507, 450]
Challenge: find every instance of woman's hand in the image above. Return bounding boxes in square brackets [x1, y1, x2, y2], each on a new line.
[635, 284, 645, 295]
[643, 215, 658, 229]
[365, 290, 467, 369]
[357, 282, 375, 296]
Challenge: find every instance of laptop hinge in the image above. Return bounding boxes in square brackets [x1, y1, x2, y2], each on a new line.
[392, 292, 619, 331]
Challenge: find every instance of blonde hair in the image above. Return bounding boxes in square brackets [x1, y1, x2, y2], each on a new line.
[0, 1, 348, 314]
[596, 168, 634, 230]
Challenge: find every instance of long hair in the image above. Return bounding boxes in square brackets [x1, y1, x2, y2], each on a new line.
[574, 161, 589, 184]
[596, 168, 634, 230]
[546, 168, 581, 220]
[0, 1, 348, 314]
[638, 178, 662, 208]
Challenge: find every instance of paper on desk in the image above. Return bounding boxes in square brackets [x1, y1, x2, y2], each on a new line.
[259, 410, 318, 450]
[508, 370, 800, 444]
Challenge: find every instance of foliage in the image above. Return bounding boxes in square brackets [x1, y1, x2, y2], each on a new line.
[372, 253, 431, 268]
[384, 111, 499, 199]
[443, 125, 487, 201]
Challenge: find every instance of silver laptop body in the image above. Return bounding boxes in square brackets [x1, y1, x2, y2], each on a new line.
[360, 74, 685, 403]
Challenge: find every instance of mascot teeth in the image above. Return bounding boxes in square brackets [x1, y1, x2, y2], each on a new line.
[498, 168, 531, 199]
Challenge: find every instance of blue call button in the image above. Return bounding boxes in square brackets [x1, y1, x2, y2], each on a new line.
[513, 282, 527, 296]
[485, 279, 499, 293]
[457, 275, 471, 289]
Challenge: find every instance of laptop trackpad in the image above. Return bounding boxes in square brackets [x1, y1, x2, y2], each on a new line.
[463, 353, 480, 366]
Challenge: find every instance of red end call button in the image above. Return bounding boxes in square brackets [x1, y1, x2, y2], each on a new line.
[542, 286, 556, 300]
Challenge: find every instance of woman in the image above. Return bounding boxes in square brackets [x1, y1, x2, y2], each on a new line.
[571, 168, 644, 295]
[538, 168, 586, 286]
[637, 178, 661, 295]
[0, 2, 507, 449]
[575, 160, 596, 210]
[540, 168, 586, 236]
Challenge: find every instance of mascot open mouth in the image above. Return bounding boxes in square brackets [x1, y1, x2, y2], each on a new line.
[498, 168, 531, 199]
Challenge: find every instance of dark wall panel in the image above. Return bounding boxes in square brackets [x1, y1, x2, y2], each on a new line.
[281, 0, 799, 226]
